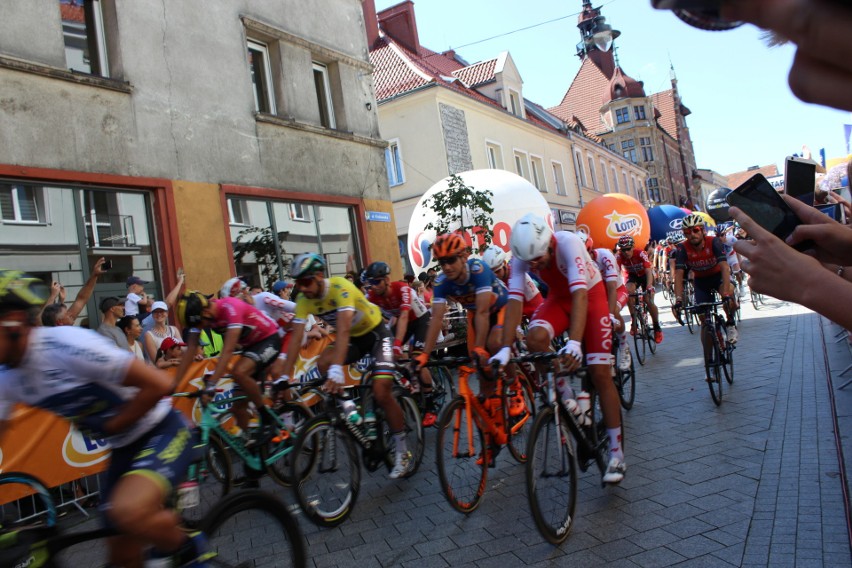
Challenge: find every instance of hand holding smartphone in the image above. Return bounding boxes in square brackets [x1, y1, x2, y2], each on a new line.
[103, 259, 113, 270]
[784, 156, 817, 206]
[725, 173, 815, 252]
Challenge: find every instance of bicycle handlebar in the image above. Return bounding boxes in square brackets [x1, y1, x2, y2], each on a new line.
[684, 301, 724, 312]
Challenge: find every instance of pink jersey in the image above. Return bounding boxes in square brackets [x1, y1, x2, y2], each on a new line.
[211, 297, 279, 346]
[508, 231, 603, 299]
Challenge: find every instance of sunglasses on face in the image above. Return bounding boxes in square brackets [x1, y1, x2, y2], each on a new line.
[295, 277, 315, 287]
[682, 227, 703, 235]
[367, 278, 384, 286]
[437, 256, 459, 266]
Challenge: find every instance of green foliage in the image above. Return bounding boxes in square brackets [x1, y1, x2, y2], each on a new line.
[232, 226, 287, 285]
[422, 174, 495, 254]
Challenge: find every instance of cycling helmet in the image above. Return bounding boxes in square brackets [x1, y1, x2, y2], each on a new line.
[481, 245, 507, 270]
[364, 261, 391, 280]
[0, 270, 49, 314]
[577, 231, 594, 253]
[176, 291, 210, 328]
[431, 232, 467, 259]
[681, 214, 704, 229]
[510, 213, 552, 261]
[220, 277, 246, 298]
[616, 235, 635, 250]
[290, 253, 326, 279]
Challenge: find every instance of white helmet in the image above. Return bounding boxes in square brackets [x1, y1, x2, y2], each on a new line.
[481, 245, 508, 270]
[510, 213, 552, 261]
[220, 277, 246, 298]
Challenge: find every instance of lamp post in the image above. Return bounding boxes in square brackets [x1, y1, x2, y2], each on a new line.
[576, 1, 620, 57]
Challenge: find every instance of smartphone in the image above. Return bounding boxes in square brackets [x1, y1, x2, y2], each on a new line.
[784, 156, 817, 206]
[103, 259, 113, 270]
[726, 173, 814, 252]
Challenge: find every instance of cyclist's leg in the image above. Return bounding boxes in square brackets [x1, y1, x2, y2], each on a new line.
[625, 281, 638, 331]
[585, 285, 623, 461]
[363, 324, 408, 456]
[231, 333, 281, 430]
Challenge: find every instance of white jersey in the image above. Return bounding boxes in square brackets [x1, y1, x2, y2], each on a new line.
[508, 231, 602, 299]
[721, 232, 739, 267]
[252, 292, 296, 327]
[593, 248, 624, 287]
[0, 326, 171, 448]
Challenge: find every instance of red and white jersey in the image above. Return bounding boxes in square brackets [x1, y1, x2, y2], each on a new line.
[252, 292, 296, 328]
[367, 281, 428, 319]
[508, 231, 602, 300]
[591, 248, 624, 288]
[617, 249, 651, 277]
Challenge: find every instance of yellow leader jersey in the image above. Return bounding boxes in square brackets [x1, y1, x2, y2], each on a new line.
[294, 276, 382, 337]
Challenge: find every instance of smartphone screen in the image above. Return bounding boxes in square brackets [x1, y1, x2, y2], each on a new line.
[784, 157, 817, 206]
[103, 259, 113, 270]
[726, 173, 813, 252]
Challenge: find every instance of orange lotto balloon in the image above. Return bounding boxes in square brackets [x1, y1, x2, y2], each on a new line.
[576, 194, 651, 251]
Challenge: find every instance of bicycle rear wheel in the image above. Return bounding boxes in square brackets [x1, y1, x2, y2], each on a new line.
[291, 415, 360, 528]
[388, 389, 425, 477]
[706, 332, 723, 406]
[200, 489, 306, 568]
[616, 356, 636, 410]
[503, 373, 536, 463]
[633, 313, 647, 365]
[265, 403, 314, 487]
[525, 406, 578, 544]
[429, 366, 456, 415]
[436, 397, 488, 513]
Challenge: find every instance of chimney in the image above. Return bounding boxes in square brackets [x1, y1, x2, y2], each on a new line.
[362, 0, 379, 48]
[378, 1, 421, 55]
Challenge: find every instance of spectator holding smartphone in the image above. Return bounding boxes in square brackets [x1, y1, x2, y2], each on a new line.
[41, 257, 108, 327]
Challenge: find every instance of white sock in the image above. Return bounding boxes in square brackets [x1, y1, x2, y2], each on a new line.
[393, 431, 407, 455]
[607, 427, 623, 461]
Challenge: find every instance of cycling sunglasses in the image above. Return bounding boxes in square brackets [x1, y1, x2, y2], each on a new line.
[295, 276, 316, 287]
[682, 226, 703, 235]
[436, 256, 459, 266]
[367, 278, 384, 286]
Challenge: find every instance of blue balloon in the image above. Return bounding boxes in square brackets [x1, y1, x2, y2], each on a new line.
[647, 205, 688, 242]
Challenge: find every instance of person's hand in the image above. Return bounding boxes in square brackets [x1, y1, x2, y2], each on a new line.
[92, 257, 107, 277]
[392, 338, 403, 359]
[488, 346, 511, 371]
[323, 364, 346, 395]
[609, 313, 623, 333]
[470, 346, 490, 371]
[413, 351, 429, 371]
[827, 191, 852, 224]
[48, 281, 61, 301]
[780, 194, 852, 265]
[731, 205, 826, 303]
[557, 340, 583, 372]
[723, 0, 852, 112]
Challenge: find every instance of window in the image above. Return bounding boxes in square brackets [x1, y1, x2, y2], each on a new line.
[647, 178, 661, 202]
[640, 137, 654, 162]
[615, 107, 630, 124]
[247, 39, 276, 114]
[574, 151, 587, 187]
[608, 144, 616, 152]
[60, 0, 109, 76]
[313, 62, 336, 129]
[611, 166, 620, 193]
[514, 151, 530, 181]
[386, 140, 404, 186]
[633, 105, 646, 120]
[621, 139, 637, 163]
[551, 161, 567, 196]
[0, 184, 44, 223]
[508, 90, 522, 117]
[227, 198, 249, 225]
[289, 203, 311, 222]
[623, 172, 631, 197]
[530, 156, 546, 192]
[486, 142, 504, 169]
[600, 159, 611, 193]
[587, 157, 598, 191]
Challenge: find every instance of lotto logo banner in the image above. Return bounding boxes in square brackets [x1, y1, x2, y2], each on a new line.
[577, 193, 650, 251]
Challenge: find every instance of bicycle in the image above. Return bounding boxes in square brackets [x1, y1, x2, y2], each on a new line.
[0, 471, 306, 567]
[290, 368, 425, 527]
[686, 299, 735, 406]
[426, 355, 536, 513]
[628, 289, 656, 365]
[399, 359, 456, 425]
[521, 352, 620, 544]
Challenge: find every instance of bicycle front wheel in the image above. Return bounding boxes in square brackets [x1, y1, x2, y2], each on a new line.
[526, 406, 578, 544]
[291, 415, 360, 528]
[436, 397, 488, 513]
[200, 489, 306, 568]
[390, 389, 425, 477]
[633, 314, 647, 365]
[265, 402, 314, 487]
[503, 373, 536, 463]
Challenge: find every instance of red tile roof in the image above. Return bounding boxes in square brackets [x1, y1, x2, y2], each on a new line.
[452, 58, 497, 88]
[370, 37, 433, 102]
[548, 58, 610, 135]
[651, 90, 679, 140]
[60, 1, 85, 23]
[726, 165, 779, 189]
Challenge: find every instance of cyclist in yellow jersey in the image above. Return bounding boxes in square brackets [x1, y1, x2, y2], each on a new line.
[275, 253, 413, 479]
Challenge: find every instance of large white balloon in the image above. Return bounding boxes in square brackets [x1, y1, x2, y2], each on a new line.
[407, 170, 552, 273]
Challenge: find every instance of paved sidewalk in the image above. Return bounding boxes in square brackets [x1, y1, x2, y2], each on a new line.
[280, 294, 852, 567]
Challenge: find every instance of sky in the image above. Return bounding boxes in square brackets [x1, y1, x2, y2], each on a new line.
[374, 0, 851, 177]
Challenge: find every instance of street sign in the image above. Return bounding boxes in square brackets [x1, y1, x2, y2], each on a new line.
[366, 211, 391, 222]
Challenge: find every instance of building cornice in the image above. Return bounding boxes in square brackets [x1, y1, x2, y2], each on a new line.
[0, 54, 132, 94]
[255, 112, 388, 149]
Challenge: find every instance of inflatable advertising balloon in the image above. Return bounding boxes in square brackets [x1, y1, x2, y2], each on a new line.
[647, 205, 688, 242]
[407, 170, 552, 273]
[694, 211, 716, 227]
[705, 187, 733, 223]
[576, 193, 650, 251]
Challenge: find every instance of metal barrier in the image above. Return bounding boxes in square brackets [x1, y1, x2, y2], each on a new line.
[0, 474, 102, 524]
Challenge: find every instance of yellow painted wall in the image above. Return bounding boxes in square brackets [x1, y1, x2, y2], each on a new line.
[362, 198, 404, 279]
[171, 181, 233, 293]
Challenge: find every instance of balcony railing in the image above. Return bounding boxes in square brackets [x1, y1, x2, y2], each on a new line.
[83, 213, 136, 248]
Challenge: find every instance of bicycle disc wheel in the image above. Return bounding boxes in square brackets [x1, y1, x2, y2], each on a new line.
[632, 315, 646, 366]
[291, 416, 360, 528]
[525, 406, 578, 544]
[389, 390, 425, 477]
[503, 373, 536, 463]
[706, 335, 723, 406]
[182, 432, 232, 527]
[200, 489, 306, 568]
[436, 397, 488, 513]
[266, 403, 314, 487]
